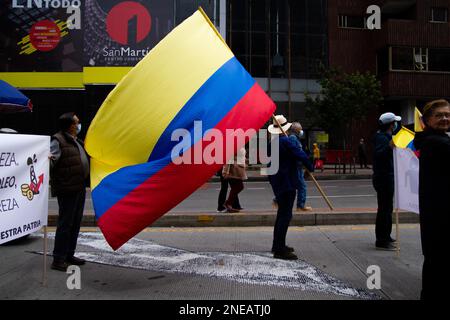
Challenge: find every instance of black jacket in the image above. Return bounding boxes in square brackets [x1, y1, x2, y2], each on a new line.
[372, 131, 394, 184]
[413, 129, 450, 256]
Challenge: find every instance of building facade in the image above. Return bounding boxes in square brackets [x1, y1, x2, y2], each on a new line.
[1, 0, 449, 157]
[329, 0, 450, 153]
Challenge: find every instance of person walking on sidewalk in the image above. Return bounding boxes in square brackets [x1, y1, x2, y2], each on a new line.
[312, 143, 323, 172]
[413, 99, 450, 300]
[358, 138, 369, 169]
[372, 112, 401, 251]
[289, 122, 312, 212]
[222, 147, 247, 213]
[50, 112, 89, 271]
[268, 115, 314, 260]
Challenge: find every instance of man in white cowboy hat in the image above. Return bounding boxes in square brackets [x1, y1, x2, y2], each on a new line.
[268, 115, 314, 260]
[372, 111, 401, 251]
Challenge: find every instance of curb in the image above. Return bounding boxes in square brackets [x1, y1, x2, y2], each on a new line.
[48, 211, 419, 228]
[209, 174, 372, 182]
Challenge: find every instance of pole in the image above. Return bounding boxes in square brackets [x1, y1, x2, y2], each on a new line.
[42, 225, 48, 286]
[271, 115, 334, 210]
[395, 209, 400, 257]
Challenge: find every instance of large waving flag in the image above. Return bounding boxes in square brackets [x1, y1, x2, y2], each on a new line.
[85, 9, 276, 250]
[393, 127, 419, 214]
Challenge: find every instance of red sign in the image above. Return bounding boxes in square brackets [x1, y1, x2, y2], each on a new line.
[29, 20, 61, 52]
[106, 1, 152, 45]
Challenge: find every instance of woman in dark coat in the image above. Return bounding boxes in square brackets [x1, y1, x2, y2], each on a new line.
[413, 99, 450, 300]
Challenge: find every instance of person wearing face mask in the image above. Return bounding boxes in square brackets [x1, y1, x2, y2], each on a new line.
[49, 112, 90, 271]
[413, 99, 450, 300]
[372, 112, 401, 251]
[288, 122, 312, 212]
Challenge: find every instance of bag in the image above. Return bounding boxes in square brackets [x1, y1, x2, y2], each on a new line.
[314, 159, 324, 170]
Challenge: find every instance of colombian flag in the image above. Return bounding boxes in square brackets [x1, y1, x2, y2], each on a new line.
[85, 9, 276, 250]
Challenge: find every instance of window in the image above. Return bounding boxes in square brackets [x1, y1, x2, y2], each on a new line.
[431, 7, 448, 23]
[338, 15, 366, 29]
[391, 47, 428, 71]
[429, 48, 450, 72]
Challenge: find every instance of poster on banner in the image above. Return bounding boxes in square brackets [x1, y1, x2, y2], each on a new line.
[0, 134, 49, 244]
[393, 147, 419, 214]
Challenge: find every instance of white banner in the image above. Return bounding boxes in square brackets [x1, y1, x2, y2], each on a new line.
[393, 147, 419, 214]
[0, 134, 49, 244]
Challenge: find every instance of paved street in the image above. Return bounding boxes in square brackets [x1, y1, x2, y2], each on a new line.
[48, 179, 378, 214]
[0, 224, 422, 300]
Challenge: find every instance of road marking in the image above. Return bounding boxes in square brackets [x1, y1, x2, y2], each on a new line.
[308, 194, 375, 199]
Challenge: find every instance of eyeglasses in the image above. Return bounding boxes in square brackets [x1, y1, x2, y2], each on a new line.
[432, 112, 450, 119]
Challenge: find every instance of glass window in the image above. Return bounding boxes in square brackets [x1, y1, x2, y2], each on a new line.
[392, 47, 414, 70]
[338, 15, 366, 29]
[176, 0, 218, 25]
[429, 48, 450, 72]
[431, 7, 448, 22]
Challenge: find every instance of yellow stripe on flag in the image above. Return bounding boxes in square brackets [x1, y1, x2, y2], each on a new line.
[85, 10, 233, 189]
[393, 126, 415, 148]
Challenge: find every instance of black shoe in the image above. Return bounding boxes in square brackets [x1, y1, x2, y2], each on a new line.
[271, 246, 295, 253]
[51, 260, 69, 272]
[67, 256, 86, 265]
[388, 237, 397, 243]
[375, 243, 397, 251]
[273, 251, 298, 260]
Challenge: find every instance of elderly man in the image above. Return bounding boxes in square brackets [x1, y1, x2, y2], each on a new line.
[372, 112, 401, 251]
[50, 112, 89, 271]
[268, 115, 313, 260]
[288, 122, 312, 211]
[413, 99, 450, 300]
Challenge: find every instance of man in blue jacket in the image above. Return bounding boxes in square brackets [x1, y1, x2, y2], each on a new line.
[268, 115, 314, 260]
[372, 112, 401, 251]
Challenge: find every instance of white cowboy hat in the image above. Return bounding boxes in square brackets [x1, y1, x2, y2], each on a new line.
[268, 115, 292, 135]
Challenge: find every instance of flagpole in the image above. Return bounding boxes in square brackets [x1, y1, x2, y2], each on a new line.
[271, 115, 334, 210]
[395, 209, 400, 257]
[42, 225, 48, 286]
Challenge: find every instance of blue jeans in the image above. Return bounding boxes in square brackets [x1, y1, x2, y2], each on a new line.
[272, 190, 296, 252]
[296, 168, 307, 209]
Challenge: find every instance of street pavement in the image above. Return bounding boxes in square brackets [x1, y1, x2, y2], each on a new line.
[0, 224, 422, 300]
[46, 178, 419, 227]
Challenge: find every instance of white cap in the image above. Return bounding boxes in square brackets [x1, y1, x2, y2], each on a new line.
[379, 112, 401, 124]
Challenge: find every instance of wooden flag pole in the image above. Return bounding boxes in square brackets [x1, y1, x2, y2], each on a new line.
[395, 209, 400, 257]
[271, 115, 334, 210]
[42, 225, 48, 286]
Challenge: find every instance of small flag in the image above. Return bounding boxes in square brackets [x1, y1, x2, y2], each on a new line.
[393, 126, 415, 148]
[414, 107, 424, 132]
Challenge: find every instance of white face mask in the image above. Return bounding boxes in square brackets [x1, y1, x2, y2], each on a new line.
[299, 130, 304, 137]
[76, 123, 81, 134]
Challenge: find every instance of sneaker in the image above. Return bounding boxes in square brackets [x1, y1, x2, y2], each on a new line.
[51, 260, 69, 272]
[273, 251, 298, 260]
[67, 256, 86, 265]
[375, 243, 397, 251]
[216, 208, 227, 213]
[296, 206, 313, 212]
[271, 246, 295, 253]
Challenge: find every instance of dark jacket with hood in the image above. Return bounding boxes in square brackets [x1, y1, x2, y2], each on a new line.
[413, 129, 450, 256]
